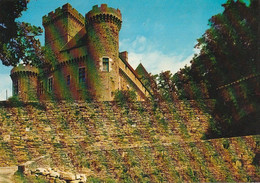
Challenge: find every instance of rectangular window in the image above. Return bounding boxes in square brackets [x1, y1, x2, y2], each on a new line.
[67, 75, 70, 85]
[39, 82, 44, 95]
[79, 67, 85, 83]
[48, 77, 53, 92]
[13, 80, 18, 95]
[102, 58, 109, 72]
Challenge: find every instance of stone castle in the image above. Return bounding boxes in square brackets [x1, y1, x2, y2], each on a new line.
[10, 3, 150, 101]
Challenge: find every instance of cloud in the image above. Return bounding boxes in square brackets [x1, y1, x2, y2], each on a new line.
[0, 74, 12, 101]
[120, 36, 198, 75]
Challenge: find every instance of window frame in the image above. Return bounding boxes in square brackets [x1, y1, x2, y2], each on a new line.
[39, 81, 44, 95]
[67, 75, 71, 86]
[48, 77, 53, 92]
[79, 67, 86, 83]
[102, 57, 109, 72]
[13, 80, 18, 95]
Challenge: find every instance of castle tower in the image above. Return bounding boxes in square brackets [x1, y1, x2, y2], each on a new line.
[42, 3, 85, 59]
[85, 4, 122, 100]
[10, 64, 39, 101]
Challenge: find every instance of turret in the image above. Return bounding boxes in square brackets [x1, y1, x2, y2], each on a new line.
[10, 64, 39, 101]
[85, 4, 122, 59]
[42, 3, 85, 59]
[85, 4, 122, 100]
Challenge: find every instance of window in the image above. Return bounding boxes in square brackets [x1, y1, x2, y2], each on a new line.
[39, 82, 44, 95]
[13, 80, 18, 95]
[67, 75, 70, 86]
[79, 67, 85, 83]
[102, 58, 109, 72]
[48, 77, 53, 92]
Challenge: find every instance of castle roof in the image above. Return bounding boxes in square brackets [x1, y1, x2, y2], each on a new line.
[135, 63, 150, 79]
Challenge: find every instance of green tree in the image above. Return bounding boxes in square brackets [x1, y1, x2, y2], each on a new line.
[194, 0, 257, 90]
[0, 0, 43, 66]
[170, 0, 258, 138]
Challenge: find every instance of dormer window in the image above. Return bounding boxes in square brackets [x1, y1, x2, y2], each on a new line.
[102, 58, 109, 72]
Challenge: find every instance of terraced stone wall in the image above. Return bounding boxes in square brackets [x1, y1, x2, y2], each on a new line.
[0, 101, 259, 182]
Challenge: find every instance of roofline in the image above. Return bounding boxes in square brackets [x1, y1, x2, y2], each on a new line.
[119, 57, 152, 96]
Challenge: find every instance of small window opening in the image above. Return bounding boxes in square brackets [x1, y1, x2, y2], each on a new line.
[67, 75, 71, 85]
[39, 82, 44, 95]
[13, 80, 18, 95]
[102, 58, 109, 72]
[48, 77, 53, 92]
[79, 67, 86, 83]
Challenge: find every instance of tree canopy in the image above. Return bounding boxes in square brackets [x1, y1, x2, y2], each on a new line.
[0, 0, 43, 66]
[144, 0, 259, 138]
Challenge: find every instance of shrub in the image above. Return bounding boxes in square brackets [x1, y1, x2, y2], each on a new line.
[7, 96, 23, 106]
[114, 89, 137, 103]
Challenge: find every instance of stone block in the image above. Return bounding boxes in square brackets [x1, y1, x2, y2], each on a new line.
[60, 172, 76, 181]
[49, 169, 60, 178]
[35, 168, 49, 175]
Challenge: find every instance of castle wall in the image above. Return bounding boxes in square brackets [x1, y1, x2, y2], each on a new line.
[0, 101, 258, 182]
[38, 56, 93, 101]
[118, 59, 149, 100]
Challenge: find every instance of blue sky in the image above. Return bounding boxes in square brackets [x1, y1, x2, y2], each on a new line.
[0, 0, 227, 100]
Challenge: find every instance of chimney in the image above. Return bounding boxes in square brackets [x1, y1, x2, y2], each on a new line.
[119, 51, 128, 62]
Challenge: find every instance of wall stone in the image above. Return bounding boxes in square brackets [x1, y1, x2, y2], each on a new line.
[0, 101, 259, 182]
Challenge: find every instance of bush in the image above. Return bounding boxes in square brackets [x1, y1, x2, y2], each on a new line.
[7, 95, 23, 106]
[114, 89, 137, 103]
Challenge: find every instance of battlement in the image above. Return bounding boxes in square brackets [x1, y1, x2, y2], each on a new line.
[42, 3, 84, 26]
[86, 4, 122, 30]
[11, 64, 39, 77]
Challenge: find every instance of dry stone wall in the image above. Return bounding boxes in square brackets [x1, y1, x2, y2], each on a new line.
[0, 101, 259, 182]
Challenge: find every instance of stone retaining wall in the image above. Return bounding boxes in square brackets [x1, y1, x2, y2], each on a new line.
[0, 101, 259, 182]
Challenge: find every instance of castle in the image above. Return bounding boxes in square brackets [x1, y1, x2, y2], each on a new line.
[10, 3, 150, 101]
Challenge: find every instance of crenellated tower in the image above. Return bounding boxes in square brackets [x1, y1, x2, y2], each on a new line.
[42, 3, 85, 59]
[10, 64, 39, 101]
[85, 4, 122, 100]
[10, 3, 149, 102]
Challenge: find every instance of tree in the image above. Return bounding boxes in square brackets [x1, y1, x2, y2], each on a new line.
[195, 0, 257, 88]
[0, 0, 43, 66]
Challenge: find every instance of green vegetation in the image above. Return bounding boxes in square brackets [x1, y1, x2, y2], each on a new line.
[142, 0, 258, 139]
[0, 0, 43, 66]
[13, 171, 47, 183]
[114, 89, 137, 104]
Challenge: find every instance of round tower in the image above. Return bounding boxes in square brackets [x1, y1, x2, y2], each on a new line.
[10, 64, 39, 101]
[85, 4, 122, 100]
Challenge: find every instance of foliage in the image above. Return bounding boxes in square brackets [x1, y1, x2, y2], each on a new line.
[162, 0, 259, 138]
[114, 89, 137, 103]
[192, 0, 258, 91]
[13, 171, 46, 183]
[0, 0, 43, 66]
[7, 95, 23, 106]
